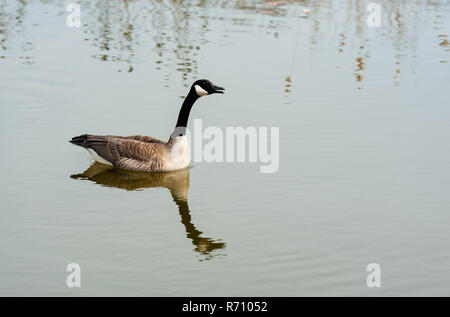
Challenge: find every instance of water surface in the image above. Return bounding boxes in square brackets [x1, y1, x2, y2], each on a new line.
[0, 0, 449, 296]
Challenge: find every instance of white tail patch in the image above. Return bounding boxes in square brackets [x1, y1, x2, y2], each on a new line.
[195, 85, 209, 96]
[86, 148, 113, 166]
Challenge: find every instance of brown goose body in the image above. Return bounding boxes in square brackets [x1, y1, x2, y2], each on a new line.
[70, 134, 189, 172]
[69, 80, 224, 172]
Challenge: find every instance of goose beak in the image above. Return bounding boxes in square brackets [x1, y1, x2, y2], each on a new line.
[211, 85, 225, 94]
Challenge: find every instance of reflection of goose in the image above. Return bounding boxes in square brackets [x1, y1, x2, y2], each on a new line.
[69, 80, 224, 172]
[71, 163, 226, 259]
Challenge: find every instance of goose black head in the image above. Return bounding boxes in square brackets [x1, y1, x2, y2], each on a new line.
[192, 79, 225, 97]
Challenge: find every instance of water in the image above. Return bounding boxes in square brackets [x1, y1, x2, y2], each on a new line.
[0, 0, 449, 296]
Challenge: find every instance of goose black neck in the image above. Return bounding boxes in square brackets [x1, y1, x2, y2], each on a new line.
[172, 88, 198, 137]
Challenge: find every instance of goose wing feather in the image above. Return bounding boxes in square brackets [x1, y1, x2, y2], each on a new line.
[106, 135, 165, 144]
[84, 135, 168, 171]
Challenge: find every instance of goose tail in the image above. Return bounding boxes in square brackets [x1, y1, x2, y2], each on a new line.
[69, 134, 90, 148]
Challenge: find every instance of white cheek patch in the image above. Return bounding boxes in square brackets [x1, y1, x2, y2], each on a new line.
[195, 84, 209, 96]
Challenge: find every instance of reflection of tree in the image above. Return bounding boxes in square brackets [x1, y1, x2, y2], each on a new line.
[81, 0, 139, 72]
[71, 163, 226, 261]
[0, 0, 447, 86]
[149, 0, 203, 87]
[0, 0, 34, 64]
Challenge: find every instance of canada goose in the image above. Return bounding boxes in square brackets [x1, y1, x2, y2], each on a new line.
[71, 163, 226, 258]
[70, 79, 225, 172]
